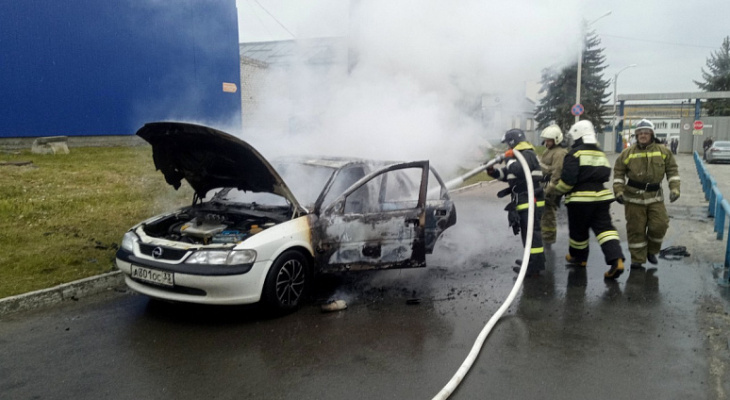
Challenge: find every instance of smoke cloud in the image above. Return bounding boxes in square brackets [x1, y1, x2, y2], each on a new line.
[240, 0, 586, 177]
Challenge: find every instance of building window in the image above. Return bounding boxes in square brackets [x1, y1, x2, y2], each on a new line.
[671, 122, 679, 129]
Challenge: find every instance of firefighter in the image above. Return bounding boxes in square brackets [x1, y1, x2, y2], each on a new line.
[538, 125, 568, 247]
[613, 119, 680, 269]
[547, 120, 625, 279]
[487, 128, 546, 276]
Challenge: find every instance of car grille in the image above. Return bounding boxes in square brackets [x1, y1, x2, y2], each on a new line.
[138, 243, 190, 261]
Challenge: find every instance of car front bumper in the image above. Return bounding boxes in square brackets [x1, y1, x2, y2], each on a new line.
[115, 257, 270, 305]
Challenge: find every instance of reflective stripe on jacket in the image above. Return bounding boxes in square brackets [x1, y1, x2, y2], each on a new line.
[613, 142, 680, 205]
[489, 141, 544, 198]
[554, 141, 613, 204]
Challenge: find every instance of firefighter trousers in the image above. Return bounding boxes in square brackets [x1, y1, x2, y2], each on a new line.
[517, 200, 545, 271]
[566, 201, 623, 265]
[541, 195, 559, 244]
[624, 201, 669, 264]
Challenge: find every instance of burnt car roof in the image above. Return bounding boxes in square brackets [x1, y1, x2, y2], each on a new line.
[273, 155, 401, 170]
[136, 122, 302, 212]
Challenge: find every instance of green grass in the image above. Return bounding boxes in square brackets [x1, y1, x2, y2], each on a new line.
[0, 147, 192, 298]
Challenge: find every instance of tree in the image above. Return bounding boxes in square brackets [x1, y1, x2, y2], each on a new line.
[694, 36, 730, 116]
[535, 27, 611, 134]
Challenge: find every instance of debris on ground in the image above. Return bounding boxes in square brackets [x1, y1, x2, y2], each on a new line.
[321, 299, 347, 312]
[659, 245, 691, 260]
[0, 161, 33, 167]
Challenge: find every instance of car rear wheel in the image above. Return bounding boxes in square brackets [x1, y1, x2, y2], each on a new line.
[262, 250, 310, 313]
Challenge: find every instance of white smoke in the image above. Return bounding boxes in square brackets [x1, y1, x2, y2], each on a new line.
[240, 0, 586, 178]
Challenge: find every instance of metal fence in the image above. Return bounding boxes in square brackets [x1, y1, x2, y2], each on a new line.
[694, 151, 730, 284]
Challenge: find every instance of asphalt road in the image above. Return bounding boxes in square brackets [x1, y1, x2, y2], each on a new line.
[1, 154, 729, 400]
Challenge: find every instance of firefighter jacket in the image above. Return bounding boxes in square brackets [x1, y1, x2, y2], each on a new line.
[489, 141, 544, 206]
[540, 144, 568, 191]
[553, 139, 614, 204]
[613, 140, 680, 205]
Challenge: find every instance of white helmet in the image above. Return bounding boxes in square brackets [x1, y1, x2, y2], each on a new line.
[635, 119, 655, 137]
[540, 125, 563, 144]
[568, 120, 597, 144]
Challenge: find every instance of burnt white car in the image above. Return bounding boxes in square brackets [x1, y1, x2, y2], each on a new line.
[116, 122, 456, 312]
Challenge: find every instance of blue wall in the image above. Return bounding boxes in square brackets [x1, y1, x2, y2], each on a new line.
[0, 0, 241, 137]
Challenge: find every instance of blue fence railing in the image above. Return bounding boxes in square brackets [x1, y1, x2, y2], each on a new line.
[694, 151, 730, 275]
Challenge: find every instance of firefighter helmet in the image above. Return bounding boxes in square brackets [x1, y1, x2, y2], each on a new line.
[501, 128, 526, 148]
[540, 125, 563, 145]
[635, 119, 655, 137]
[568, 120, 597, 144]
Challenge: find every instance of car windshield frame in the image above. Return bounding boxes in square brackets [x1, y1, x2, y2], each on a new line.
[204, 161, 337, 212]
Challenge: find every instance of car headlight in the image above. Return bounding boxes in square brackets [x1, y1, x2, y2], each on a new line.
[121, 231, 139, 252]
[186, 249, 257, 265]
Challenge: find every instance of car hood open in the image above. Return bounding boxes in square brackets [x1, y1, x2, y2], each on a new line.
[136, 122, 303, 212]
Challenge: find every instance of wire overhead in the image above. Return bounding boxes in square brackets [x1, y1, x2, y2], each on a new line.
[251, 0, 296, 39]
[244, 0, 276, 40]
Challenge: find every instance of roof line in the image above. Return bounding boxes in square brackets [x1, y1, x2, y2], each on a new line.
[618, 91, 730, 101]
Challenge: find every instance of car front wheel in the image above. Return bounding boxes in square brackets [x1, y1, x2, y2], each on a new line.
[262, 250, 310, 313]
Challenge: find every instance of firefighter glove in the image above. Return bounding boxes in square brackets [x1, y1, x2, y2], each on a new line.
[546, 192, 561, 208]
[504, 203, 520, 235]
[615, 192, 624, 205]
[669, 189, 680, 203]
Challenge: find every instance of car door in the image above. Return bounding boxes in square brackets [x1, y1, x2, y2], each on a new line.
[424, 166, 457, 254]
[314, 161, 429, 272]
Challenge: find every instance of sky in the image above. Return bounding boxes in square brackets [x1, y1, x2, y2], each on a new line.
[236, 0, 730, 96]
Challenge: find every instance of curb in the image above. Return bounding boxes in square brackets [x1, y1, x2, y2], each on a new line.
[0, 270, 125, 317]
[450, 179, 497, 194]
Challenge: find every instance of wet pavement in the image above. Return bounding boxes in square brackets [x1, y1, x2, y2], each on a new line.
[1, 154, 729, 399]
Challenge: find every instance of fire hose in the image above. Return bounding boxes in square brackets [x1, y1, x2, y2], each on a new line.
[431, 149, 536, 400]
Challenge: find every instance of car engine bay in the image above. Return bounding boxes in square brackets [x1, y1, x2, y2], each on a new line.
[141, 206, 284, 245]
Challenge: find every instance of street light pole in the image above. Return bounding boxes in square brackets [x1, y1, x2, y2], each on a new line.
[575, 11, 611, 123]
[612, 64, 637, 150]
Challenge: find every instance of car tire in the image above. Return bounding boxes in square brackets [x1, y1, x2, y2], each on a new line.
[262, 250, 310, 313]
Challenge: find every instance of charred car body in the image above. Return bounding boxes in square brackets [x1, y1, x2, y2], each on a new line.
[116, 122, 456, 312]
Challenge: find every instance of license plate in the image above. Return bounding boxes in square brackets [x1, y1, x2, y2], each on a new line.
[131, 265, 174, 287]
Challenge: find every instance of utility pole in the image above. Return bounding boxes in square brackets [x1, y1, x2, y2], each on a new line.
[612, 64, 637, 151]
[575, 11, 611, 123]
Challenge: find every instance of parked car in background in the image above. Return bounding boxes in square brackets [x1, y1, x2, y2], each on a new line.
[706, 140, 730, 164]
[115, 122, 457, 313]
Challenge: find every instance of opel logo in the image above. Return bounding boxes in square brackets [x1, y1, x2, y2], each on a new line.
[152, 247, 164, 259]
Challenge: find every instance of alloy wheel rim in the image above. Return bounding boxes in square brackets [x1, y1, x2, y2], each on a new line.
[275, 259, 305, 305]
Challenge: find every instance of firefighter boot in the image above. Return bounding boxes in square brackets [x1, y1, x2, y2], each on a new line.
[604, 259, 625, 280]
[647, 253, 658, 264]
[565, 254, 587, 267]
